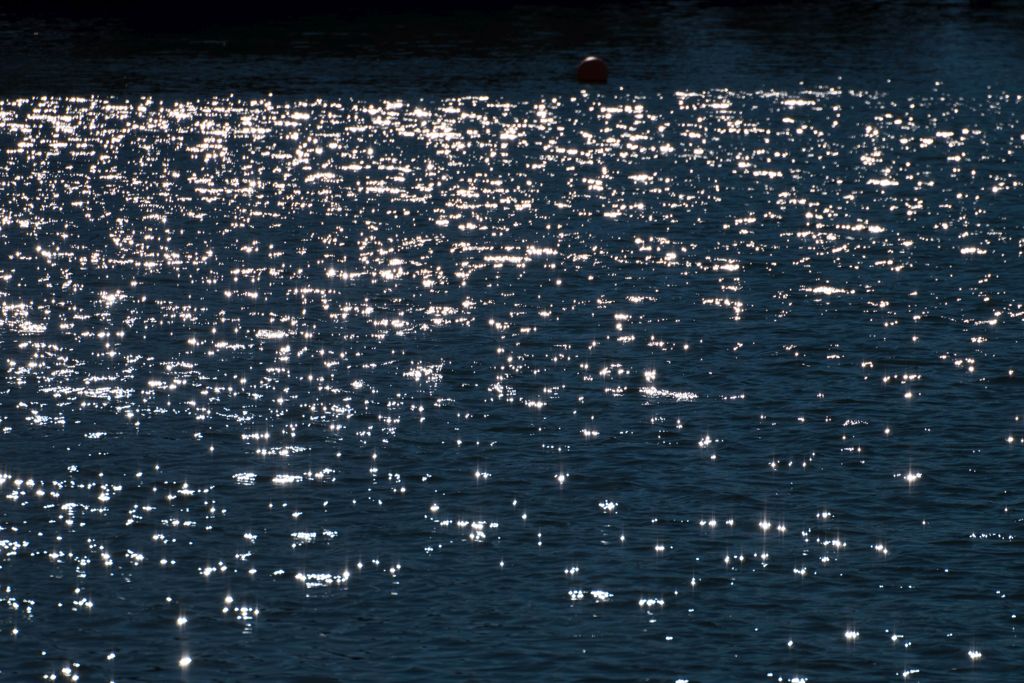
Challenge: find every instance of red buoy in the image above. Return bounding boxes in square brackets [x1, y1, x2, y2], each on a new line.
[576, 56, 608, 84]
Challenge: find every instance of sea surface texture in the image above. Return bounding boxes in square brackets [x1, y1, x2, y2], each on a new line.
[1, 2, 1023, 681]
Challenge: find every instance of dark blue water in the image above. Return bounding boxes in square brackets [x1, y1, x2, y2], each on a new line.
[1, 2, 1023, 681]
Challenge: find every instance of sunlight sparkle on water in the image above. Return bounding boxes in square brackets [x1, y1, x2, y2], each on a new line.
[0, 85, 1021, 681]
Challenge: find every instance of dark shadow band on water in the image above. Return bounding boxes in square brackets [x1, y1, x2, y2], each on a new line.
[1, 0, 1024, 97]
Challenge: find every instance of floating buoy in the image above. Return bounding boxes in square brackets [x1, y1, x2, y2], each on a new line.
[576, 56, 608, 84]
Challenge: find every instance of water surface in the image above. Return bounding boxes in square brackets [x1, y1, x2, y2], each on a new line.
[1, 2, 1023, 681]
